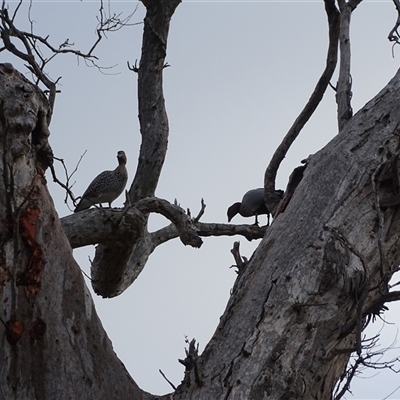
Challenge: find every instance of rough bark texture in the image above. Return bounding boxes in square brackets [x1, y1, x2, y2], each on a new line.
[0, 63, 156, 400]
[170, 70, 400, 399]
[2, 1, 400, 399]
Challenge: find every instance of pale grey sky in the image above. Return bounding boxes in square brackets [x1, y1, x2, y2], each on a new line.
[2, 0, 400, 398]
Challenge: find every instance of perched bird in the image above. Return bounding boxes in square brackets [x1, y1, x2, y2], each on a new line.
[227, 188, 284, 226]
[74, 151, 128, 213]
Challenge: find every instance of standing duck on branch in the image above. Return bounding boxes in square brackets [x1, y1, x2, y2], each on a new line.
[227, 188, 284, 226]
[74, 150, 128, 212]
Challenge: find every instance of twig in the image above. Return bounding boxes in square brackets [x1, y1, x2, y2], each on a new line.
[127, 59, 139, 72]
[51, 151, 87, 209]
[158, 369, 176, 391]
[193, 198, 206, 223]
[0, 0, 140, 115]
[334, 331, 400, 400]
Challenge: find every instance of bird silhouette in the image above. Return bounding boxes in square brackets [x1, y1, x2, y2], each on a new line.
[227, 188, 283, 225]
[74, 151, 128, 213]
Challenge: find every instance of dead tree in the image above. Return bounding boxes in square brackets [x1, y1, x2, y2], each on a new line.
[1, 0, 400, 399]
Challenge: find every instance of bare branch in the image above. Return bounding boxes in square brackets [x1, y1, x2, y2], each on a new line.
[0, 0, 140, 116]
[193, 198, 206, 223]
[264, 0, 340, 213]
[336, 0, 354, 130]
[334, 332, 400, 400]
[51, 151, 86, 209]
[61, 197, 203, 249]
[159, 369, 176, 391]
[0, 2, 57, 116]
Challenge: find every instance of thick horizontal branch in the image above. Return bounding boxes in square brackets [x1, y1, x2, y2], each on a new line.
[60, 207, 146, 249]
[151, 221, 266, 249]
[61, 197, 203, 249]
[196, 222, 266, 241]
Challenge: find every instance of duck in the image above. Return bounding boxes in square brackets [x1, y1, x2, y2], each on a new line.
[74, 151, 128, 212]
[227, 188, 283, 225]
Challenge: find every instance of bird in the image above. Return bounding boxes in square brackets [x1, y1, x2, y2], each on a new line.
[74, 150, 128, 213]
[227, 188, 284, 226]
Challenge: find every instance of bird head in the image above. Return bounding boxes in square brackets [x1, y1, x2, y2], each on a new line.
[117, 150, 127, 165]
[227, 202, 241, 222]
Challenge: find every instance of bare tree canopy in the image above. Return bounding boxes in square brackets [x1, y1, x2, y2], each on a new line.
[2, 0, 400, 399]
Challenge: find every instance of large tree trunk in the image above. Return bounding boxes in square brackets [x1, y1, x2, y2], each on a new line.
[0, 64, 154, 400]
[171, 70, 400, 399]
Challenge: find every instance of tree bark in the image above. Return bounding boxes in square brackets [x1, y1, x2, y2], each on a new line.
[171, 69, 400, 399]
[0, 63, 155, 400]
[130, 0, 181, 202]
[336, 0, 353, 130]
[2, 2, 400, 399]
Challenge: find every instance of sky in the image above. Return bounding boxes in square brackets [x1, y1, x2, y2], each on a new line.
[2, 0, 400, 398]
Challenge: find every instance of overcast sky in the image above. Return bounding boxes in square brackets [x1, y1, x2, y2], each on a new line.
[2, 0, 400, 398]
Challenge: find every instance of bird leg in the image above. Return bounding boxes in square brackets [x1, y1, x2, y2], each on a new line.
[253, 214, 260, 226]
